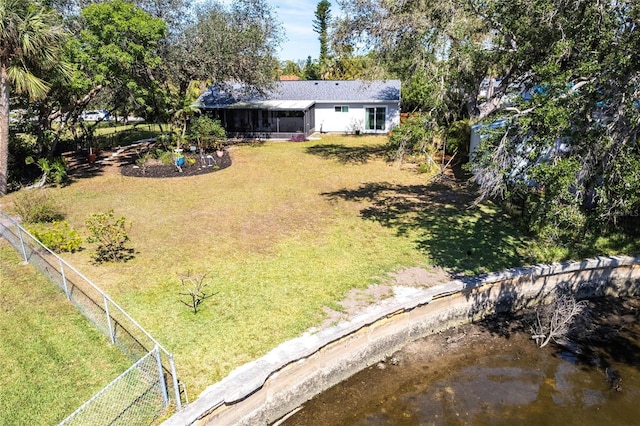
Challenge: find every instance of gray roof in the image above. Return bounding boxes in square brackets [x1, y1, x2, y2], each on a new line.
[198, 80, 401, 110]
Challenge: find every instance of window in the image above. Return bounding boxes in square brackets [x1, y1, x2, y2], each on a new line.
[334, 105, 349, 113]
[365, 107, 386, 131]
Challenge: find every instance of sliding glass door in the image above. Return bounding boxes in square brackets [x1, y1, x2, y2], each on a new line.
[365, 107, 386, 131]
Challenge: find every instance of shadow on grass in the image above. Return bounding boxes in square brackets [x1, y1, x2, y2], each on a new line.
[306, 143, 388, 164]
[323, 179, 527, 276]
[91, 247, 136, 264]
[65, 152, 108, 181]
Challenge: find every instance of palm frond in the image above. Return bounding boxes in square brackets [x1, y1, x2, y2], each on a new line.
[7, 64, 49, 100]
[20, 8, 67, 64]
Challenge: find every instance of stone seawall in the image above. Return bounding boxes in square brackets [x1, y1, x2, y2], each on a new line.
[164, 256, 640, 426]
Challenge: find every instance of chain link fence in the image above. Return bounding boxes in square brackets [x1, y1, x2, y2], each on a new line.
[60, 348, 168, 426]
[0, 210, 185, 424]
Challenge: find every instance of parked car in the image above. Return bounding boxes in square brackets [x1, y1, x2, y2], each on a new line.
[80, 110, 110, 121]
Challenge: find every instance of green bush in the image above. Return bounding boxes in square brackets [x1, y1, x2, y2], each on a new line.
[85, 210, 134, 263]
[527, 158, 586, 244]
[135, 148, 177, 166]
[189, 116, 227, 150]
[387, 114, 437, 164]
[13, 190, 65, 223]
[417, 161, 438, 174]
[159, 150, 175, 165]
[446, 120, 470, 157]
[29, 221, 83, 253]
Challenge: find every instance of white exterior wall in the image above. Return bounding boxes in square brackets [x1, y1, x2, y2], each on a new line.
[314, 102, 400, 134]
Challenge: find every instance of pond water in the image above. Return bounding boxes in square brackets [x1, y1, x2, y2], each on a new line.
[284, 297, 640, 425]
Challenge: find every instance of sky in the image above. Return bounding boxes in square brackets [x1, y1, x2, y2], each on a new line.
[216, 0, 327, 63]
[270, 0, 322, 62]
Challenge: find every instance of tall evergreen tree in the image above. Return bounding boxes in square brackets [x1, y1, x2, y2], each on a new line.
[312, 0, 331, 65]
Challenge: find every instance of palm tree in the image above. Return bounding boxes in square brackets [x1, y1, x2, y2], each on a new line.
[0, 0, 67, 194]
[172, 81, 202, 150]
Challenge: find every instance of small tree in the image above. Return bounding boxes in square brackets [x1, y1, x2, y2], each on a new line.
[189, 116, 226, 151]
[85, 210, 133, 263]
[178, 272, 217, 314]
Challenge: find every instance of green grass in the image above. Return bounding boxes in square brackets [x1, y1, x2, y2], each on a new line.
[92, 123, 165, 149]
[1, 134, 637, 401]
[0, 241, 131, 425]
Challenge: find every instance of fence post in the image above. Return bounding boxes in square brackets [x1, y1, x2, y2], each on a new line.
[154, 347, 169, 407]
[16, 226, 29, 263]
[103, 295, 116, 344]
[169, 354, 182, 411]
[59, 258, 71, 300]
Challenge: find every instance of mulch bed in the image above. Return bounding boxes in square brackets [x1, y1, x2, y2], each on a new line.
[120, 150, 232, 178]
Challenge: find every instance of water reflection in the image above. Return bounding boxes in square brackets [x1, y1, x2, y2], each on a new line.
[408, 365, 542, 419]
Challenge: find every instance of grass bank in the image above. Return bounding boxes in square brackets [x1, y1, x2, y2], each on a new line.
[0, 241, 131, 424]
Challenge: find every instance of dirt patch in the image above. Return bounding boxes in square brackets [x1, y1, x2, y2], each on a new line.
[317, 285, 394, 329]
[317, 266, 452, 330]
[391, 265, 450, 287]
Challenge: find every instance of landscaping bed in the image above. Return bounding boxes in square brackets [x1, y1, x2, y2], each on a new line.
[120, 150, 232, 178]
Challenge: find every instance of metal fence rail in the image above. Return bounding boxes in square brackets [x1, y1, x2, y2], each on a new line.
[0, 210, 184, 423]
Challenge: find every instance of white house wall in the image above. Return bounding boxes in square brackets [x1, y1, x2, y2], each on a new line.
[314, 103, 400, 134]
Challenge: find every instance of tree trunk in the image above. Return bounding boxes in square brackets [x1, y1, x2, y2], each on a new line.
[0, 66, 10, 195]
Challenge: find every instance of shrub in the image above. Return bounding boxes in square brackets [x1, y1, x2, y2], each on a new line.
[159, 150, 175, 165]
[85, 210, 134, 263]
[29, 221, 83, 253]
[13, 190, 65, 223]
[189, 116, 227, 150]
[417, 161, 438, 174]
[289, 133, 308, 142]
[24, 156, 68, 186]
[527, 158, 586, 243]
[135, 148, 176, 167]
[387, 114, 437, 164]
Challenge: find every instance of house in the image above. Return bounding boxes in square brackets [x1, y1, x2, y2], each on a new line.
[197, 80, 401, 139]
